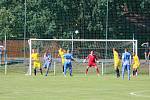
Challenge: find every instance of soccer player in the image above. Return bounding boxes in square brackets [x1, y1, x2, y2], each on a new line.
[112, 48, 121, 78]
[58, 48, 65, 73]
[132, 52, 140, 77]
[83, 51, 100, 76]
[63, 50, 74, 77]
[43, 49, 52, 76]
[122, 48, 131, 80]
[141, 42, 149, 62]
[31, 49, 43, 76]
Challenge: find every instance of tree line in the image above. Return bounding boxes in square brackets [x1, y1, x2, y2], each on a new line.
[0, 0, 150, 40]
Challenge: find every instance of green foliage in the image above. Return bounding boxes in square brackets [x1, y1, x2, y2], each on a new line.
[0, 0, 149, 39]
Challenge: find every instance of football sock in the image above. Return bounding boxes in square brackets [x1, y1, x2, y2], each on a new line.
[86, 68, 88, 75]
[34, 68, 36, 76]
[96, 68, 100, 74]
[40, 68, 43, 75]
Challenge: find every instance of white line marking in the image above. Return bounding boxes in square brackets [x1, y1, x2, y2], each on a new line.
[130, 90, 150, 98]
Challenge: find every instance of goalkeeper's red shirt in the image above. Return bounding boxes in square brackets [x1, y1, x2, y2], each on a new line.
[87, 54, 97, 67]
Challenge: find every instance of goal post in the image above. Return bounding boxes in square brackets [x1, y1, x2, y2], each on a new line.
[28, 39, 138, 75]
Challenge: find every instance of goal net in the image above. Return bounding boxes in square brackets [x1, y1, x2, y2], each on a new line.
[28, 39, 137, 76]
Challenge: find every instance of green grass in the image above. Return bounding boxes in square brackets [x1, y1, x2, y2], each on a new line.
[0, 73, 150, 100]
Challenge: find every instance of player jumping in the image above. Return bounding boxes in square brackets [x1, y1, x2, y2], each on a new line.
[83, 51, 100, 76]
[113, 48, 121, 78]
[132, 52, 140, 77]
[122, 48, 131, 80]
[43, 49, 52, 76]
[31, 49, 43, 76]
[63, 50, 74, 77]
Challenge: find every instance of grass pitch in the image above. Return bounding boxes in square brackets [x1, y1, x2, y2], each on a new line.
[0, 73, 150, 100]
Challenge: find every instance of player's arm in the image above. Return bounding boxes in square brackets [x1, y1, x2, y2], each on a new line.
[83, 55, 89, 63]
[31, 54, 35, 61]
[48, 55, 52, 62]
[129, 54, 132, 65]
[122, 53, 124, 63]
[95, 55, 100, 63]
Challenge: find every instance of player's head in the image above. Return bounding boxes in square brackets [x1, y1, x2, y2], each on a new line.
[67, 49, 71, 53]
[132, 52, 136, 56]
[45, 49, 50, 55]
[63, 49, 66, 53]
[59, 48, 62, 51]
[32, 49, 35, 53]
[125, 48, 128, 52]
[90, 51, 94, 55]
[113, 48, 116, 51]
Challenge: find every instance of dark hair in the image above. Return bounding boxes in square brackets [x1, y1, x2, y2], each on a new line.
[125, 48, 128, 52]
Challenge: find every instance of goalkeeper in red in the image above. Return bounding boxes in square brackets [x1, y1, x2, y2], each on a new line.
[83, 51, 100, 76]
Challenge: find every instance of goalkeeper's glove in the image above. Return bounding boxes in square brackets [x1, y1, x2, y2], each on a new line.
[83, 59, 86, 63]
[96, 61, 100, 63]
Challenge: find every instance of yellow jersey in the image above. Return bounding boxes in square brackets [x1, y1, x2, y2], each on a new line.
[113, 51, 120, 61]
[58, 50, 65, 64]
[133, 55, 140, 68]
[113, 50, 121, 68]
[31, 53, 40, 62]
[31, 53, 41, 68]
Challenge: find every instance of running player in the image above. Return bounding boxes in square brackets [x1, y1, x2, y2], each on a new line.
[63, 50, 74, 77]
[132, 52, 140, 77]
[113, 48, 121, 78]
[83, 51, 100, 76]
[31, 49, 43, 76]
[122, 48, 131, 80]
[58, 48, 65, 73]
[43, 49, 52, 76]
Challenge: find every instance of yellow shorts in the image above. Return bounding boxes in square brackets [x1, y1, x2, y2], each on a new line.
[114, 60, 121, 69]
[33, 61, 41, 69]
[133, 63, 140, 69]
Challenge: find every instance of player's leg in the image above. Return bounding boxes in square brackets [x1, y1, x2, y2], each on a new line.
[45, 63, 51, 76]
[127, 65, 130, 80]
[34, 68, 37, 76]
[39, 67, 43, 75]
[69, 63, 72, 76]
[116, 67, 120, 78]
[133, 68, 135, 76]
[148, 53, 150, 61]
[133, 68, 136, 76]
[33, 62, 37, 76]
[122, 64, 125, 80]
[43, 62, 47, 69]
[135, 68, 138, 76]
[114, 62, 118, 77]
[145, 52, 147, 62]
[64, 62, 68, 77]
[37, 62, 43, 75]
[95, 65, 100, 76]
[85, 66, 89, 75]
[62, 59, 65, 73]
[63, 65, 64, 73]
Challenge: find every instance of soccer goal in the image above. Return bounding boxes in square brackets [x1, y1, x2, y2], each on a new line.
[28, 39, 137, 76]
